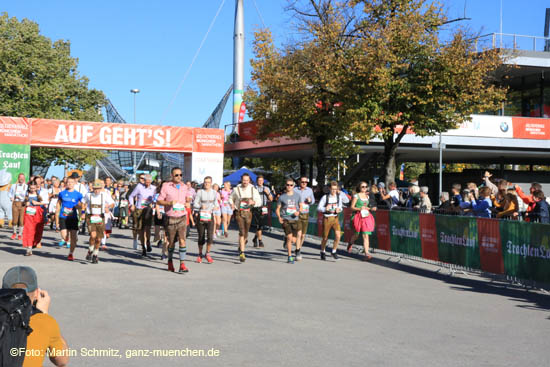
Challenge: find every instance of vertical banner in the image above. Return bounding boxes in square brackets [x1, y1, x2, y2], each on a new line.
[390, 210, 422, 257]
[477, 218, 504, 274]
[500, 221, 550, 283]
[376, 210, 391, 251]
[0, 117, 31, 183]
[191, 128, 225, 185]
[419, 213, 439, 261]
[436, 215, 480, 269]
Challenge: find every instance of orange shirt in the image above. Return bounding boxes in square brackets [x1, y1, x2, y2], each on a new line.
[24, 313, 65, 367]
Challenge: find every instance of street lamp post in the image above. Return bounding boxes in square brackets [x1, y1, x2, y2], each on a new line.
[130, 89, 140, 179]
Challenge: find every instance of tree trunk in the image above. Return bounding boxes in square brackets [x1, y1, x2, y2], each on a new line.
[383, 129, 408, 186]
[314, 135, 327, 186]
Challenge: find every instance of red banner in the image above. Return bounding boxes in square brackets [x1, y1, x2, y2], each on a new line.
[342, 208, 354, 243]
[0, 117, 31, 145]
[30, 118, 195, 152]
[238, 102, 246, 123]
[477, 218, 504, 274]
[192, 128, 224, 153]
[512, 117, 550, 140]
[316, 212, 324, 238]
[419, 213, 438, 261]
[375, 210, 391, 251]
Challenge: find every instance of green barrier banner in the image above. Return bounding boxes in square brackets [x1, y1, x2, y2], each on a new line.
[436, 215, 480, 269]
[500, 221, 550, 283]
[0, 144, 31, 183]
[389, 210, 421, 257]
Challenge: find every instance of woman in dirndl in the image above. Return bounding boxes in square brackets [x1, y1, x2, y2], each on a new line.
[347, 181, 376, 261]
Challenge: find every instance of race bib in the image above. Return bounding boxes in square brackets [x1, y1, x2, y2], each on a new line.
[240, 201, 250, 210]
[25, 207, 36, 215]
[360, 209, 369, 218]
[326, 203, 336, 213]
[286, 205, 297, 216]
[91, 207, 102, 215]
[200, 210, 212, 222]
[261, 206, 268, 215]
[139, 199, 151, 208]
[302, 203, 310, 214]
[223, 200, 229, 206]
[90, 215, 102, 224]
[62, 207, 73, 216]
[173, 202, 185, 211]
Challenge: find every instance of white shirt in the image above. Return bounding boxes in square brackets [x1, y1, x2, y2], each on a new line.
[389, 189, 400, 208]
[84, 192, 115, 215]
[75, 182, 89, 197]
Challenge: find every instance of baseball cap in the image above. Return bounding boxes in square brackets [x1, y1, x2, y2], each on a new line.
[378, 182, 385, 188]
[2, 266, 38, 292]
[69, 172, 80, 179]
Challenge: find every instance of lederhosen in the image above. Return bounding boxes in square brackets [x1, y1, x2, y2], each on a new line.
[252, 186, 270, 231]
[12, 183, 27, 227]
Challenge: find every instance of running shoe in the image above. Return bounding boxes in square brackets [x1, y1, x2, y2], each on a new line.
[224, 231, 228, 238]
[25, 249, 32, 256]
[320, 252, 326, 261]
[239, 253, 246, 263]
[86, 251, 92, 261]
[58, 240, 66, 247]
[287, 256, 295, 264]
[296, 253, 302, 261]
[167, 260, 175, 272]
[205, 253, 214, 264]
[92, 255, 99, 264]
[10, 233, 16, 240]
[258, 240, 264, 248]
[331, 251, 339, 260]
[282, 241, 287, 250]
[252, 236, 258, 248]
[146, 243, 152, 252]
[347, 243, 353, 253]
[67, 253, 74, 261]
[65, 242, 70, 249]
[364, 253, 373, 262]
[157, 240, 163, 248]
[161, 253, 166, 261]
[17, 235, 22, 241]
[133, 239, 138, 250]
[141, 248, 147, 257]
[179, 262, 189, 273]
[196, 256, 203, 264]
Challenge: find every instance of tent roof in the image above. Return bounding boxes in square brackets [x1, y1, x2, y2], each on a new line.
[223, 167, 270, 185]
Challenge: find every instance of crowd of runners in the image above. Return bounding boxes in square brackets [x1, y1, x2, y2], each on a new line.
[0, 167, 377, 273]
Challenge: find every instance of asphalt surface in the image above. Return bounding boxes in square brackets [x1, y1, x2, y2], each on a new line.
[0, 224, 549, 367]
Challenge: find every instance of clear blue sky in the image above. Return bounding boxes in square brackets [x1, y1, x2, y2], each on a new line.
[3, 0, 550, 131]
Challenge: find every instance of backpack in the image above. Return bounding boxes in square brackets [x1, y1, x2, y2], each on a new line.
[0, 289, 35, 367]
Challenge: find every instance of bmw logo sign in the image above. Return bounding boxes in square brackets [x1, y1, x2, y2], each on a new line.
[500, 121, 509, 132]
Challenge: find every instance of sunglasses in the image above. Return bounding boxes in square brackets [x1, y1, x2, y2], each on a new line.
[173, 174, 182, 177]
[286, 184, 294, 186]
[300, 181, 307, 184]
[139, 177, 145, 180]
[361, 186, 367, 188]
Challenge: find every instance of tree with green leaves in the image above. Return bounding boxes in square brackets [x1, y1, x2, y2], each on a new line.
[0, 13, 106, 170]
[247, 0, 507, 185]
[246, 3, 361, 185]
[343, 0, 507, 184]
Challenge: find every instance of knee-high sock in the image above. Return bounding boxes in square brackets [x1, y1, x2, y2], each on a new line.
[179, 245, 187, 262]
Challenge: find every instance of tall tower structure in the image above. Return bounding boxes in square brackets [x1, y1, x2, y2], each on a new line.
[233, 0, 244, 134]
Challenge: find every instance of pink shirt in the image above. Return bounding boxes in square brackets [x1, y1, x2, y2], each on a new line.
[158, 182, 192, 217]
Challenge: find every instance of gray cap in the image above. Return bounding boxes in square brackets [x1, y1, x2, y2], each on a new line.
[2, 266, 38, 292]
[378, 182, 385, 188]
[420, 186, 429, 194]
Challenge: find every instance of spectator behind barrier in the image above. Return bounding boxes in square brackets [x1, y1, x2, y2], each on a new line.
[419, 186, 432, 213]
[438, 192, 452, 213]
[526, 190, 550, 224]
[467, 186, 492, 218]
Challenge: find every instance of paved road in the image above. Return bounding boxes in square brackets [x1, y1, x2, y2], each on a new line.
[0, 225, 549, 367]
